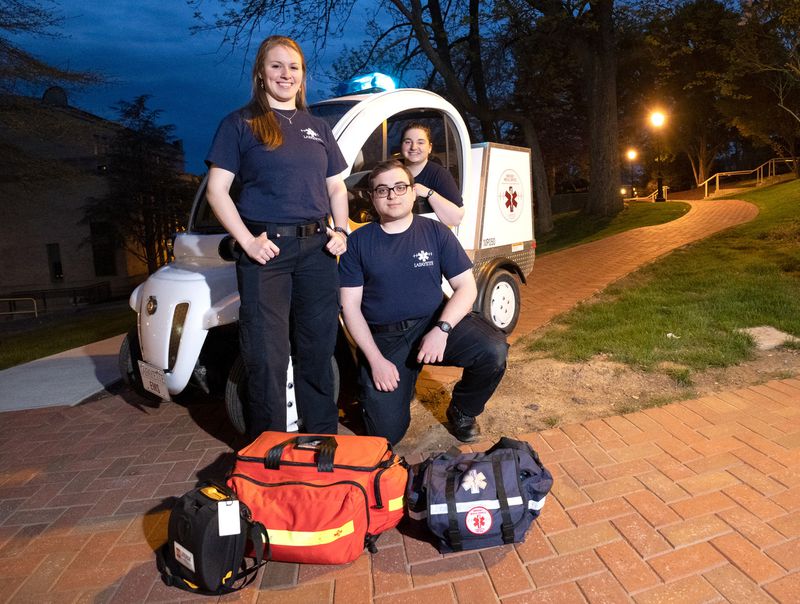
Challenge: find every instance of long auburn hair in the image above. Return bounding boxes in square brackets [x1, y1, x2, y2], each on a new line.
[247, 35, 308, 150]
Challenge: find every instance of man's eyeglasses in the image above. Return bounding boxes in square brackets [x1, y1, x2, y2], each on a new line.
[372, 183, 410, 198]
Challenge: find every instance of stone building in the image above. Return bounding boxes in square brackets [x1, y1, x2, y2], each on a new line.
[0, 88, 185, 313]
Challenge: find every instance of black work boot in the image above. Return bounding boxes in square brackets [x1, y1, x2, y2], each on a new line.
[446, 405, 481, 443]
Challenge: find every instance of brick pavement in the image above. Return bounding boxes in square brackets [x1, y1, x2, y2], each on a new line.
[3, 199, 799, 603]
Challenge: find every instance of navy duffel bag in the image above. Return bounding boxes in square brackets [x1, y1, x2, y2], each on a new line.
[407, 437, 553, 553]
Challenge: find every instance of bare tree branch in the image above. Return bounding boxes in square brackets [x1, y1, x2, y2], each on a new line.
[0, 0, 102, 92]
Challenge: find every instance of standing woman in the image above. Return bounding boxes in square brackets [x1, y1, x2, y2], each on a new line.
[400, 122, 465, 226]
[205, 35, 349, 438]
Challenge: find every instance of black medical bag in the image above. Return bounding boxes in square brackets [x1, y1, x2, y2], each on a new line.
[157, 481, 268, 595]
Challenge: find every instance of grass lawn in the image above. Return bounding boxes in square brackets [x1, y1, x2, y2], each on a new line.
[0, 305, 135, 370]
[527, 180, 800, 374]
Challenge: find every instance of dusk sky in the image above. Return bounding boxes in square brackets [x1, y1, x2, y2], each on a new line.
[16, 1, 363, 174]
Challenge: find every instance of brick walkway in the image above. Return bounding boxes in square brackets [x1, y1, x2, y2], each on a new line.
[3, 199, 799, 603]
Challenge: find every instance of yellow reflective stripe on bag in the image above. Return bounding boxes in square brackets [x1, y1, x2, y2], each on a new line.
[267, 520, 355, 547]
[388, 495, 404, 512]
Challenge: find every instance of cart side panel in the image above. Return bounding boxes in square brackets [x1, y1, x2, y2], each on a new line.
[479, 144, 534, 249]
[456, 144, 488, 253]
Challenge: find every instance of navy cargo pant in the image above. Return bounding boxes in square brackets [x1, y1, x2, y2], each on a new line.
[236, 224, 339, 439]
[359, 313, 509, 445]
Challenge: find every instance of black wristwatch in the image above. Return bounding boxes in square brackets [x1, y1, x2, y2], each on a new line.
[435, 320, 452, 334]
[425, 188, 435, 199]
[333, 226, 348, 238]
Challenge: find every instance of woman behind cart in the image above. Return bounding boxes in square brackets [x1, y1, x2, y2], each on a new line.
[205, 35, 349, 439]
[400, 122, 465, 226]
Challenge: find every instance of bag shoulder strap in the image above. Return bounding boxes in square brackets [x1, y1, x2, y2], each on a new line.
[250, 520, 269, 566]
[157, 544, 230, 596]
[491, 457, 515, 545]
[157, 531, 269, 596]
[445, 472, 463, 552]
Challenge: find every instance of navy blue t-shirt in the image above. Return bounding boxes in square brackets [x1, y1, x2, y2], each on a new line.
[205, 108, 347, 223]
[338, 216, 473, 325]
[416, 160, 463, 210]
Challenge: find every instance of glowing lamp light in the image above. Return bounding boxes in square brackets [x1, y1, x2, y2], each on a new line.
[620, 187, 627, 196]
[336, 72, 398, 96]
[626, 149, 638, 161]
[650, 111, 666, 128]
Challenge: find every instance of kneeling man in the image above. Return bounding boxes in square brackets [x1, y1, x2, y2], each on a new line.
[339, 160, 508, 445]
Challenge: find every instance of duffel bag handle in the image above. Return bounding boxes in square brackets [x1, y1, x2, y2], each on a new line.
[486, 436, 539, 460]
[264, 435, 338, 472]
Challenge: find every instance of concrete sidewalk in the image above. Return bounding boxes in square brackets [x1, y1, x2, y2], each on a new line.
[1, 199, 798, 603]
[0, 335, 124, 412]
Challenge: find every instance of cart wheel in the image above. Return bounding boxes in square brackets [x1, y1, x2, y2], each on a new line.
[482, 270, 520, 333]
[225, 355, 341, 435]
[118, 328, 146, 395]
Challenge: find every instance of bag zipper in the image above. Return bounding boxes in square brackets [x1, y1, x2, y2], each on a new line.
[228, 473, 372, 528]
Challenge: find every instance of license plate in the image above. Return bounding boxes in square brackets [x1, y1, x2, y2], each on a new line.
[138, 361, 171, 401]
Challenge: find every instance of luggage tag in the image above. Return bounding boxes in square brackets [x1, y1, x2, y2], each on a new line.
[218, 500, 241, 536]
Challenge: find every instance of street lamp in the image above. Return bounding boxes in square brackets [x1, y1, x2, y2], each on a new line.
[649, 111, 667, 202]
[626, 148, 637, 199]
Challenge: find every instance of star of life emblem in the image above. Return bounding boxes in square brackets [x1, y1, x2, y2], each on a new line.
[497, 169, 523, 222]
[461, 469, 487, 494]
[465, 506, 492, 535]
[414, 250, 431, 262]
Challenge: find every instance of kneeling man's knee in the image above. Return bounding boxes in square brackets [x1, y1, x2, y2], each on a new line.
[483, 338, 509, 373]
[363, 408, 410, 446]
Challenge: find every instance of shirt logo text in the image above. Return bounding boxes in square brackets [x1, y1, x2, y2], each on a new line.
[413, 250, 434, 268]
[301, 127, 323, 142]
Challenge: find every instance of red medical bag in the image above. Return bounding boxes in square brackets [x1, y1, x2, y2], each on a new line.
[228, 432, 408, 565]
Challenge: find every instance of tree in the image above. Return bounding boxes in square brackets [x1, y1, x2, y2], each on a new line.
[512, 0, 622, 217]
[0, 0, 99, 92]
[82, 96, 196, 274]
[729, 0, 800, 176]
[191, 0, 555, 233]
[644, 0, 741, 187]
[581, 0, 622, 216]
[463, 0, 623, 217]
[615, 4, 661, 192]
[503, 7, 588, 196]
[721, 56, 800, 168]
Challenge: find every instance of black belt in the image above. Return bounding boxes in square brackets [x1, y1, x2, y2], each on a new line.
[244, 218, 326, 239]
[369, 318, 424, 334]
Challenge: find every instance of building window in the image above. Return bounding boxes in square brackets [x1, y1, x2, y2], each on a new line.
[46, 243, 63, 282]
[90, 222, 117, 276]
